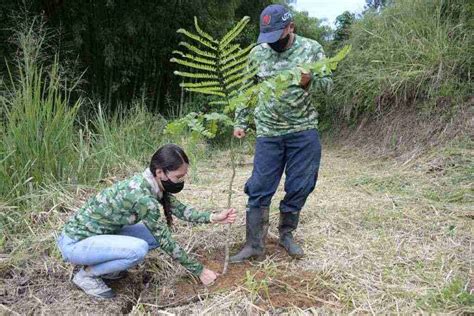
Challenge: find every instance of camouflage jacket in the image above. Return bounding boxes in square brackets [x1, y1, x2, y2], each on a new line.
[63, 168, 211, 276]
[235, 35, 332, 137]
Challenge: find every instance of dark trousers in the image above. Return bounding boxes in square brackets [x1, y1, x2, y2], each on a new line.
[245, 129, 321, 213]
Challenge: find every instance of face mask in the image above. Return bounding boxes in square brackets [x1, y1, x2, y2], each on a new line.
[161, 178, 184, 194]
[269, 33, 290, 53]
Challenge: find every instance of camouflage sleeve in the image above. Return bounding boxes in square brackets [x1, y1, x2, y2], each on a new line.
[169, 195, 212, 223]
[234, 105, 251, 131]
[309, 45, 333, 94]
[137, 196, 204, 276]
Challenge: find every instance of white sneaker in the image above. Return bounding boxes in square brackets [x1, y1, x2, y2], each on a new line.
[72, 268, 115, 299]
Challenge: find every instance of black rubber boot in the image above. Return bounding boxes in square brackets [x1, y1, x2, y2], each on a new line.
[279, 211, 304, 258]
[261, 206, 270, 241]
[229, 207, 265, 263]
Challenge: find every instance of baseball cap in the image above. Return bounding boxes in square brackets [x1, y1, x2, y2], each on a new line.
[257, 4, 294, 44]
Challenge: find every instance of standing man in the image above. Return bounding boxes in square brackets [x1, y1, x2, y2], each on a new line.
[230, 4, 332, 262]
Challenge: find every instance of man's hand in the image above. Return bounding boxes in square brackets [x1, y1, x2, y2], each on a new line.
[299, 69, 312, 90]
[211, 208, 237, 224]
[233, 128, 246, 139]
[199, 268, 218, 286]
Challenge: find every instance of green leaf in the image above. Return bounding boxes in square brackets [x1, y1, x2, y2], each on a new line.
[208, 100, 228, 106]
[170, 58, 217, 73]
[220, 16, 250, 49]
[223, 62, 250, 79]
[220, 44, 240, 59]
[180, 81, 220, 88]
[172, 50, 216, 65]
[178, 42, 217, 59]
[203, 112, 233, 125]
[193, 16, 217, 44]
[185, 87, 225, 97]
[173, 71, 218, 79]
[222, 44, 254, 65]
[177, 29, 217, 51]
[221, 54, 248, 72]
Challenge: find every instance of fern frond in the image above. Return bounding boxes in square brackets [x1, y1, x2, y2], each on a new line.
[193, 16, 217, 44]
[221, 54, 248, 72]
[209, 100, 228, 106]
[171, 16, 256, 139]
[224, 71, 247, 86]
[180, 81, 220, 88]
[188, 86, 223, 92]
[224, 65, 256, 86]
[172, 50, 216, 65]
[220, 16, 250, 50]
[177, 28, 218, 50]
[226, 70, 258, 90]
[220, 44, 240, 59]
[228, 89, 240, 97]
[186, 87, 225, 97]
[170, 58, 217, 73]
[239, 80, 253, 92]
[203, 112, 233, 126]
[222, 44, 254, 64]
[223, 62, 250, 79]
[174, 71, 218, 79]
[178, 42, 217, 59]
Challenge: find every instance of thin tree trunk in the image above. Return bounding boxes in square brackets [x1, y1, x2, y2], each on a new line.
[222, 136, 236, 275]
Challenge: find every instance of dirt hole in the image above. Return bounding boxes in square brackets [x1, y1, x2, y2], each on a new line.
[135, 240, 336, 311]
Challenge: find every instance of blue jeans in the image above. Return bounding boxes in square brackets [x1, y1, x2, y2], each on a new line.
[57, 223, 159, 276]
[245, 129, 321, 213]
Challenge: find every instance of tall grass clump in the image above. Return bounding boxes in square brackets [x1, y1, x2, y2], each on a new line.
[0, 18, 81, 199]
[325, 0, 472, 121]
[74, 103, 168, 182]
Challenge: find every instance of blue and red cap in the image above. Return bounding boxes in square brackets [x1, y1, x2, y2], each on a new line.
[257, 4, 294, 44]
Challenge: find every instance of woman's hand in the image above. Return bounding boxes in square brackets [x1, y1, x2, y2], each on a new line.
[211, 208, 237, 224]
[199, 268, 218, 285]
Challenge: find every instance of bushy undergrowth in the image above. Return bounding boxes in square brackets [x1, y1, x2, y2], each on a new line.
[0, 20, 209, 238]
[318, 0, 472, 125]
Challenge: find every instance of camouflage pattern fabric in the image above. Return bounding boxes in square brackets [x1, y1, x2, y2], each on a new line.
[63, 171, 211, 276]
[235, 35, 333, 137]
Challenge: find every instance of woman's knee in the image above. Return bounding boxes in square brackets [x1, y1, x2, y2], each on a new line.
[127, 239, 149, 263]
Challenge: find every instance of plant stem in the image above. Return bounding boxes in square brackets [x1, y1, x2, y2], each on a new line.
[222, 136, 236, 275]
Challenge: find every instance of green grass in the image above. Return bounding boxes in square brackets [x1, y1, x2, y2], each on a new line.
[418, 278, 474, 312]
[0, 28, 81, 199]
[319, 0, 472, 124]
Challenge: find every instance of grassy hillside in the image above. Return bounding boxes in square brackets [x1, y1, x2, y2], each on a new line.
[320, 0, 472, 123]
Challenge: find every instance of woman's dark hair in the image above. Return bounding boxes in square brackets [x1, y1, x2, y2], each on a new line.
[150, 144, 189, 227]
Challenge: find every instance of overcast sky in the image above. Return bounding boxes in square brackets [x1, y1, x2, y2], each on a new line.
[291, 0, 366, 27]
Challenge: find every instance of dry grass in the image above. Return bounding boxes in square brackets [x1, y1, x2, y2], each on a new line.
[1, 139, 473, 314]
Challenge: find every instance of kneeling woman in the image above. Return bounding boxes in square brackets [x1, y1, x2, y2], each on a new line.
[57, 144, 236, 298]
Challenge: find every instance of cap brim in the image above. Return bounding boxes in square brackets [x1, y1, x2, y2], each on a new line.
[257, 29, 284, 44]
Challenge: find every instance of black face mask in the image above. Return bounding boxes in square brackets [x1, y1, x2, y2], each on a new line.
[269, 34, 291, 53]
[161, 179, 184, 194]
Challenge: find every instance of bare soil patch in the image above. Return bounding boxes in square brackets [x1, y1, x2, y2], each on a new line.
[138, 241, 335, 312]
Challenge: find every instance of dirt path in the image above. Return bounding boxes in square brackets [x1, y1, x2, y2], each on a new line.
[1, 144, 472, 314]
